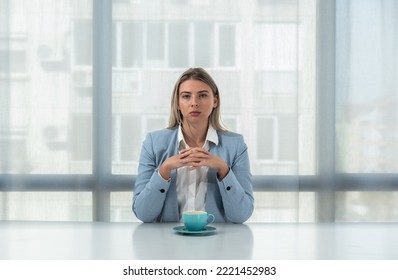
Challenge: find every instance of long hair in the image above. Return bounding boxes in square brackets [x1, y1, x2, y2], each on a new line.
[167, 67, 227, 131]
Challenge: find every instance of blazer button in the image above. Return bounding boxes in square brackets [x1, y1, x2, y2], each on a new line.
[160, 189, 165, 193]
[226, 186, 232, 191]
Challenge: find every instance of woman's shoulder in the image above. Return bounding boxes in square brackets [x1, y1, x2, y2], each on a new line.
[147, 127, 177, 138]
[215, 130, 247, 154]
[217, 130, 246, 145]
[218, 130, 243, 139]
[143, 127, 178, 151]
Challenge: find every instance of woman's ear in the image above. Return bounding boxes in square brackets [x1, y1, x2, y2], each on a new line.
[213, 95, 219, 108]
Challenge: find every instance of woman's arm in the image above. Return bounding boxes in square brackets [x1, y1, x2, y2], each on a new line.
[132, 134, 171, 222]
[217, 138, 254, 223]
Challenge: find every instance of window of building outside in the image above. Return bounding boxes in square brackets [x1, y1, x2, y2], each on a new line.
[2, 0, 397, 223]
[0, 0, 314, 222]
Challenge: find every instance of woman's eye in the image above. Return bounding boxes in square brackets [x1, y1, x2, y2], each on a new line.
[199, 93, 208, 98]
[181, 94, 190, 99]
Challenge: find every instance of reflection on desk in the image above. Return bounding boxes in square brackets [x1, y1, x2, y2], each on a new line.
[1, 222, 398, 260]
[132, 223, 253, 260]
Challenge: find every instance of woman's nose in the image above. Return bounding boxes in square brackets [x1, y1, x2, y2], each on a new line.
[190, 97, 199, 107]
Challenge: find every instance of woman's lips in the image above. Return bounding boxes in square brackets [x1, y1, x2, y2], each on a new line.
[189, 111, 201, 117]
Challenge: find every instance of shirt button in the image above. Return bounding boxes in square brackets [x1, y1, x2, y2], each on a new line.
[160, 189, 165, 193]
[226, 186, 232, 191]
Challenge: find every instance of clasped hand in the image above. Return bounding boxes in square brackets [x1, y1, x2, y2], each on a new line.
[179, 147, 218, 170]
[159, 147, 229, 180]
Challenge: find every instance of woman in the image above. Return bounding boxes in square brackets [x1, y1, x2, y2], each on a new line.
[133, 68, 253, 223]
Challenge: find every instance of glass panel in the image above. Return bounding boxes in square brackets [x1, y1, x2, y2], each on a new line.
[147, 117, 167, 132]
[278, 115, 297, 161]
[112, 115, 142, 174]
[255, 23, 297, 71]
[336, 191, 398, 222]
[111, 192, 140, 222]
[257, 118, 274, 160]
[147, 22, 164, 63]
[121, 116, 141, 162]
[0, 49, 26, 73]
[70, 115, 92, 162]
[0, 192, 92, 221]
[168, 23, 189, 68]
[223, 117, 237, 131]
[0, 0, 93, 174]
[249, 192, 314, 222]
[218, 25, 235, 67]
[124, 22, 143, 68]
[256, 71, 297, 95]
[336, 0, 398, 173]
[73, 20, 92, 66]
[194, 22, 213, 67]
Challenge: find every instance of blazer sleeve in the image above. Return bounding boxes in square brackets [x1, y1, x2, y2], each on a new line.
[132, 133, 171, 222]
[217, 136, 254, 223]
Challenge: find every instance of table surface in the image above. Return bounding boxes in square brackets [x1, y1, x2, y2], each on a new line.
[1, 221, 398, 260]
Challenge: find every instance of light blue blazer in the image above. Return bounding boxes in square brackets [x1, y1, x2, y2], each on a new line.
[133, 127, 254, 223]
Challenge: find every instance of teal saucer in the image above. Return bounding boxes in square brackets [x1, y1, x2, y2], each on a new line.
[173, 225, 216, 235]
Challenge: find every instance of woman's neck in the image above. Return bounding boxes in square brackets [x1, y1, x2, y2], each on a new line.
[181, 121, 208, 147]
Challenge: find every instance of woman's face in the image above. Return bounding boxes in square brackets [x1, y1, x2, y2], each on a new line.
[178, 79, 218, 126]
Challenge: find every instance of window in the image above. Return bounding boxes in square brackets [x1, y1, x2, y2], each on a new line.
[256, 71, 297, 95]
[0, 37, 27, 75]
[2, 0, 397, 223]
[218, 24, 235, 67]
[169, 23, 189, 68]
[112, 115, 141, 163]
[73, 20, 92, 66]
[112, 20, 236, 69]
[194, 22, 213, 67]
[112, 22, 143, 68]
[70, 115, 92, 162]
[256, 115, 297, 162]
[0, 130, 29, 173]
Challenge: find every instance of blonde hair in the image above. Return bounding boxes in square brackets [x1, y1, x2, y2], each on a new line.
[167, 67, 227, 131]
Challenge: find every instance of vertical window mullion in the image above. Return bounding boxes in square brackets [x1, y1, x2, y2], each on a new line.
[316, 0, 337, 222]
[92, 0, 112, 221]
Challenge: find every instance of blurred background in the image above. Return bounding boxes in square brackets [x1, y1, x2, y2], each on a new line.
[0, 0, 397, 222]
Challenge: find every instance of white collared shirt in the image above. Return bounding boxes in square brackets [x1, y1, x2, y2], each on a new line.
[176, 125, 219, 218]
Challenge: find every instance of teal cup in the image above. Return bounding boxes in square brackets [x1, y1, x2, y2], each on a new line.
[182, 211, 215, 231]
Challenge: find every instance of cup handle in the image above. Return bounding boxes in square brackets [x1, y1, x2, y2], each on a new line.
[206, 214, 215, 226]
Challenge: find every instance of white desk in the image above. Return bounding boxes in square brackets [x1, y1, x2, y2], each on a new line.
[1, 221, 398, 260]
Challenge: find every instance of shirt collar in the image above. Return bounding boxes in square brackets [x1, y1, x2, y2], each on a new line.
[178, 125, 219, 148]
